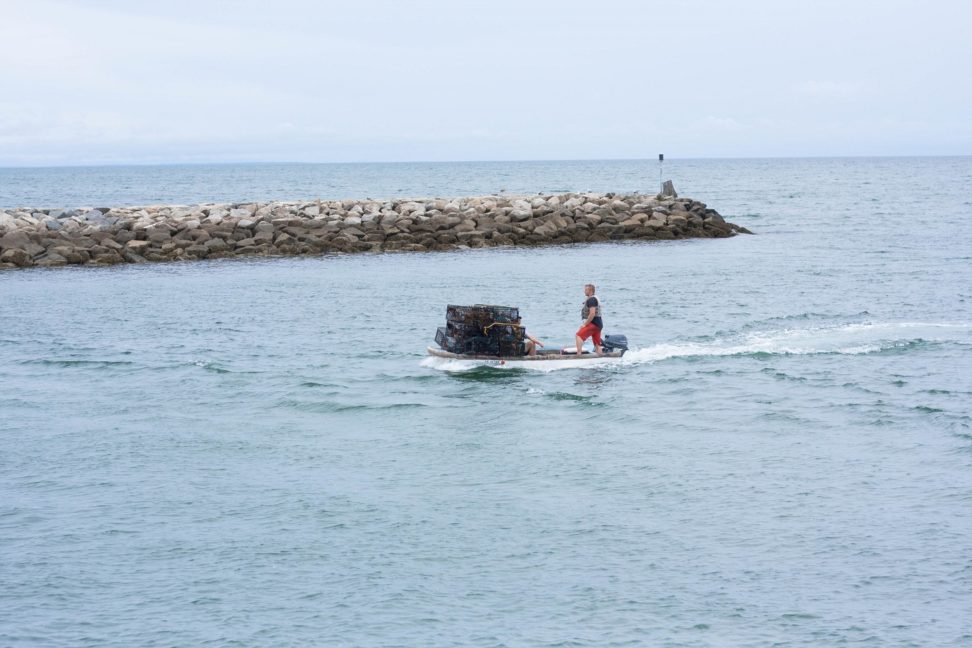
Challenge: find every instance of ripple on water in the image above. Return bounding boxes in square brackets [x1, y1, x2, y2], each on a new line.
[19, 358, 138, 369]
[273, 398, 429, 413]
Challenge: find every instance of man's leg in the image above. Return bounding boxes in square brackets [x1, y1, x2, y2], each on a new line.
[576, 324, 594, 354]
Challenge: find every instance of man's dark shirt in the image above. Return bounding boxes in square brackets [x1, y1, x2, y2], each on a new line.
[583, 296, 603, 328]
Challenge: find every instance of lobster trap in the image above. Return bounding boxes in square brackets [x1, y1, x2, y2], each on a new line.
[435, 304, 525, 356]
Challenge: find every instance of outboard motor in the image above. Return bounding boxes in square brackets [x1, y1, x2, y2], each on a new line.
[601, 334, 628, 352]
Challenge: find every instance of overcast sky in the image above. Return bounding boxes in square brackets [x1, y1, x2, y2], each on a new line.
[1, 0, 970, 166]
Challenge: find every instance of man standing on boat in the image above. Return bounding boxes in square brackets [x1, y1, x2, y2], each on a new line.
[575, 283, 603, 355]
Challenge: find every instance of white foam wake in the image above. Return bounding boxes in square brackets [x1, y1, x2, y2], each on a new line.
[420, 322, 970, 372]
[622, 321, 971, 365]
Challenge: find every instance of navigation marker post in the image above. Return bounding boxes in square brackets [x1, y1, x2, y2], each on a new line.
[658, 153, 664, 193]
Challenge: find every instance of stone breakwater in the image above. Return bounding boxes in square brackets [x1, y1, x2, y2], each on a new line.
[0, 192, 750, 270]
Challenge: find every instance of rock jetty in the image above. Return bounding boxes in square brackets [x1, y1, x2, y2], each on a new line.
[0, 192, 750, 270]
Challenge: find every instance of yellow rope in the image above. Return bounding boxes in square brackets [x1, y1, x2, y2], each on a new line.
[482, 322, 524, 334]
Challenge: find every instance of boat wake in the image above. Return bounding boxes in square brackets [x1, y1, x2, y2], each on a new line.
[625, 321, 971, 364]
[421, 321, 970, 372]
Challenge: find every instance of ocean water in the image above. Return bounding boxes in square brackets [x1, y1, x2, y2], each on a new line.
[2, 157, 971, 646]
[7, 159, 698, 209]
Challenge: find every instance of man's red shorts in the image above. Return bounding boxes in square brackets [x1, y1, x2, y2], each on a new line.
[576, 322, 602, 348]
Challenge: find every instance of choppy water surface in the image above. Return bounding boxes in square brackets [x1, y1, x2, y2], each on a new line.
[2, 157, 971, 646]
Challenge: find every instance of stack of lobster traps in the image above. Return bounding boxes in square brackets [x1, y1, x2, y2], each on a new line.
[434, 304, 525, 356]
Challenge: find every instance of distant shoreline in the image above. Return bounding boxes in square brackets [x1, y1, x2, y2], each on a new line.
[0, 191, 750, 270]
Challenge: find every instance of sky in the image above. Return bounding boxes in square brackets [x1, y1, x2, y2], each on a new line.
[1, 0, 970, 166]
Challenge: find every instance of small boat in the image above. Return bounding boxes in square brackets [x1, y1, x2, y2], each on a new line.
[429, 303, 628, 362]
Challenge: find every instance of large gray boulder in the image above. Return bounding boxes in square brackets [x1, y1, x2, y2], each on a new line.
[35, 252, 68, 267]
[126, 240, 151, 254]
[0, 248, 31, 266]
[0, 231, 31, 251]
[0, 212, 17, 230]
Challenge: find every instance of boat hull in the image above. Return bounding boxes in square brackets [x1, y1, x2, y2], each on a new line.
[426, 346, 625, 362]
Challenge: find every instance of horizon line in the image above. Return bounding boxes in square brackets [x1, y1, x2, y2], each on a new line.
[1, 153, 969, 171]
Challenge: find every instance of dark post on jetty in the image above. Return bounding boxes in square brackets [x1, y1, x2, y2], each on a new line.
[658, 153, 664, 193]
